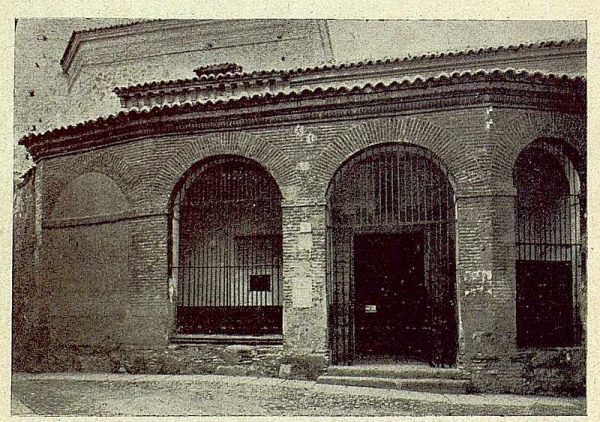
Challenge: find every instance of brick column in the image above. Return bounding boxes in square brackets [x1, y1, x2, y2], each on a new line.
[281, 204, 329, 376]
[126, 213, 172, 346]
[456, 191, 521, 392]
[30, 163, 50, 368]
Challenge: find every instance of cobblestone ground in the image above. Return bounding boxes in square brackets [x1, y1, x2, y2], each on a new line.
[12, 374, 585, 417]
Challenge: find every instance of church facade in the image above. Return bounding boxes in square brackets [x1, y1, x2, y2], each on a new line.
[14, 22, 586, 395]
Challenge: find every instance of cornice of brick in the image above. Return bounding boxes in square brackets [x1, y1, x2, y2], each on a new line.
[21, 71, 586, 162]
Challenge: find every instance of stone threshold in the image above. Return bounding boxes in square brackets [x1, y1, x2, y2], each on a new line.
[169, 334, 283, 345]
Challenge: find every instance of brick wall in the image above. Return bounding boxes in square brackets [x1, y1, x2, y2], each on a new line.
[15, 106, 585, 394]
[281, 204, 329, 372]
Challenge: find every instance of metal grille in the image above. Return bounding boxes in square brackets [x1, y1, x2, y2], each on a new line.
[170, 156, 283, 335]
[514, 140, 585, 347]
[326, 144, 457, 366]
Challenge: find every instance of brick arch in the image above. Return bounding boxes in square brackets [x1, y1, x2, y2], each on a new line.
[311, 117, 482, 198]
[154, 132, 302, 210]
[44, 151, 140, 218]
[492, 112, 585, 193]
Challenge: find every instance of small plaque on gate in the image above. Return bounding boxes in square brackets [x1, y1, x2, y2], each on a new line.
[365, 304, 377, 313]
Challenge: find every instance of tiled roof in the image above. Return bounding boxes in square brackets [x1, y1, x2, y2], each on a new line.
[21, 69, 585, 147]
[113, 68, 286, 95]
[194, 63, 243, 77]
[113, 38, 586, 95]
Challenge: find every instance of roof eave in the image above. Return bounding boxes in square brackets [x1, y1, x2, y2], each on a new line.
[20, 72, 586, 160]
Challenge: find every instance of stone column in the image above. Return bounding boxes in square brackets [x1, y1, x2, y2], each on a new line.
[281, 203, 329, 378]
[455, 191, 521, 392]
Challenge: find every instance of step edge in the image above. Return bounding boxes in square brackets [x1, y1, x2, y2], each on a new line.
[325, 369, 469, 380]
[316, 376, 398, 387]
[319, 375, 471, 383]
[316, 375, 471, 393]
[326, 365, 465, 372]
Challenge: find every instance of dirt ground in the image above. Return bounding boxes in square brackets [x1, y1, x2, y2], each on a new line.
[11, 372, 586, 417]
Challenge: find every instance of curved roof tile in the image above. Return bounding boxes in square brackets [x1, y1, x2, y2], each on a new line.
[113, 38, 586, 95]
[22, 69, 585, 146]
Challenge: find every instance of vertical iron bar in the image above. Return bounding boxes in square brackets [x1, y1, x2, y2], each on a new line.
[273, 236, 277, 306]
[201, 212, 205, 307]
[410, 151, 415, 223]
[192, 230, 196, 307]
[390, 150, 395, 223]
[186, 230, 191, 307]
[424, 156, 430, 222]
[252, 235, 256, 307]
[416, 155, 421, 222]
[181, 215, 186, 308]
[571, 161, 579, 339]
[395, 149, 400, 223]
[384, 150, 389, 224]
[211, 221, 215, 307]
[226, 174, 230, 307]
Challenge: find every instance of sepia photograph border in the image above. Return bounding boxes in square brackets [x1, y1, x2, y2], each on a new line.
[1, 0, 597, 420]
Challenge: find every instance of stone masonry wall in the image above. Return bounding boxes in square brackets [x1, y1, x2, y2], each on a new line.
[29, 343, 285, 379]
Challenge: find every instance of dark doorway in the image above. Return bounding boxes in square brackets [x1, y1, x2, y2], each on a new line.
[354, 233, 427, 361]
[516, 260, 574, 348]
[326, 143, 457, 366]
[514, 140, 584, 347]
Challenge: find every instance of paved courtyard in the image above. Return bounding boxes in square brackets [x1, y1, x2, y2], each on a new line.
[11, 372, 585, 417]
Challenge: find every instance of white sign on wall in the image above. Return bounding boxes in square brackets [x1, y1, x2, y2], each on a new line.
[297, 222, 313, 252]
[293, 277, 313, 308]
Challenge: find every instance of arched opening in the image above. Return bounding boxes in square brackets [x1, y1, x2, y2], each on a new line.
[514, 139, 585, 348]
[169, 155, 283, 336]
[326, 143, 457, 366]
[50, 172, 130, 219]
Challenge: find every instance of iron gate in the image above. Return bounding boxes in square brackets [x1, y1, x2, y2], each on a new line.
[514, 140, 585, 347]
[326, 143, 457, 366]
[170, 156, 283, 335]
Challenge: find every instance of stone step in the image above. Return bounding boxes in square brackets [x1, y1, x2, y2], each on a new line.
[317, 375, 472, 394]
[325, 364, 467, 380]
